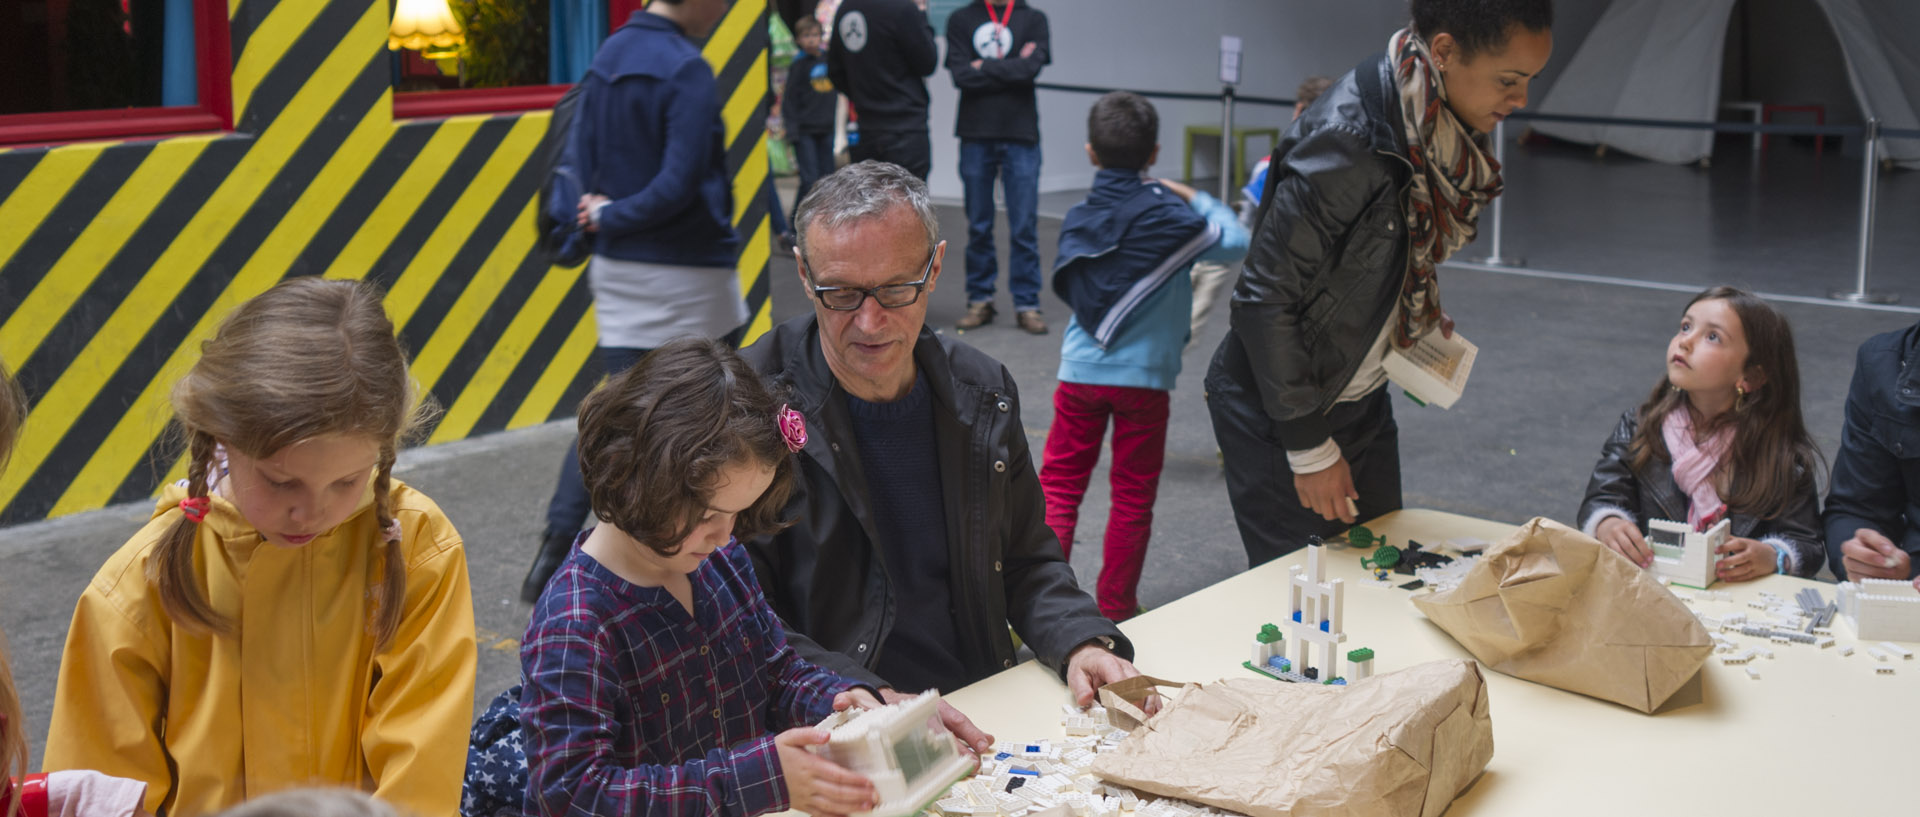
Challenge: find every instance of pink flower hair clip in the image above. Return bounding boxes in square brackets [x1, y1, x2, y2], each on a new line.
[777, 404, 808, 453]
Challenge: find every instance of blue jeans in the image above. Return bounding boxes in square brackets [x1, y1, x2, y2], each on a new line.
[790, 132, 834, 223]
[960, 139, 1042, 310]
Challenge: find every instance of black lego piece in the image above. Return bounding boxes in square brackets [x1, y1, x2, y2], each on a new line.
[1399, 580, 1426, 591]
[1303, 667, 1319, 680]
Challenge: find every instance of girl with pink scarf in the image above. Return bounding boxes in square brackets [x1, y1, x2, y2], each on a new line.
[1579, 287, 1825, 581]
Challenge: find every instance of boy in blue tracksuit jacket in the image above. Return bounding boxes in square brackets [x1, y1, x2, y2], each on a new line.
[1040, 91, 1249, 620]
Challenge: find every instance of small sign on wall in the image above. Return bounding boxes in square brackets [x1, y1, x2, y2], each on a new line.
[1220, 35, 1243, 86]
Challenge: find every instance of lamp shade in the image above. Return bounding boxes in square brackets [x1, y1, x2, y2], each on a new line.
[389, 0, 465, 51]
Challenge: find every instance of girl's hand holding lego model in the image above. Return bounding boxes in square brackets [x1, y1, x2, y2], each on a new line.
[1714, 537, 1778, 582]
[1595, 516, 1652, 568]
[773, 729, 878, 817]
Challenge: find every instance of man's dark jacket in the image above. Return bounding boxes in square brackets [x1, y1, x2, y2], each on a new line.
[1825, 321, 1920, 580]
[741, 315, 1129, 689]
[572, 12, 737, 267]
[1204, 52, 1415, 452]
[827, 0, 939, 134]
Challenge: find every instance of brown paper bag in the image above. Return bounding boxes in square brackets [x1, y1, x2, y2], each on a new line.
[1410, 516, 1711, 713]
[1091, 660, 1492, 817]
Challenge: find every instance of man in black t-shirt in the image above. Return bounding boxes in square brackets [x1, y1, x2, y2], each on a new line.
[946, 0, 1051, 334]
[828, 0, 939, 179]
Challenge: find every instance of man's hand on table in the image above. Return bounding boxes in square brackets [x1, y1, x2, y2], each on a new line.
[1841, 528, 1912, 581]
[879, 687, 995, 756]
[1065, 642, 1159, 714]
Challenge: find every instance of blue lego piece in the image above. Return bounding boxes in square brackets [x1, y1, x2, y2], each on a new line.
[1292, 611, 1302, 622]
[994, 752, 1012, 761]
[1330, 678, 1347, 686]
[1009, 769, 1040, 777]
[1265, 656, 1292, 672]
[1320, 620, 1329, 632]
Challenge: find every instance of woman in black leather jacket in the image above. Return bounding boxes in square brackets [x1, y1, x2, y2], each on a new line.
[1578, 287, 1825, 580]
[1205, 0, 1553, 567]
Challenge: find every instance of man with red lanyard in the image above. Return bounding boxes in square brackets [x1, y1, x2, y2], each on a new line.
[945, 0, 1052, 335]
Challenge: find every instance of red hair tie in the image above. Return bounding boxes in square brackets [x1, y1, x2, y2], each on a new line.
[179, 496, 211, 523]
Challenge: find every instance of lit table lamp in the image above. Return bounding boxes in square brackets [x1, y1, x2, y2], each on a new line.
[389, 0, 465, 59]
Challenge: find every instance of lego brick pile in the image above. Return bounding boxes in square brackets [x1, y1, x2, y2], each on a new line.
[930, 705, 1243, 817]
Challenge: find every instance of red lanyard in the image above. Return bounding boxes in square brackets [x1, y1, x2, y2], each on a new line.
[986, 0, 1015, 31]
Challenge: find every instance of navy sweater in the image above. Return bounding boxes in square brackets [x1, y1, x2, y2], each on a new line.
[845, 374, 967, 693]
[573, 13, 738, 267]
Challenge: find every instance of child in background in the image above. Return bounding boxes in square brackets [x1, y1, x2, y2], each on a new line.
[1579, 286, 1824, 580]
[42, 278, 478, 816]
[783, 15, 838, 226]
[1041, 91, 1250, 620]
[464, 338, 879, 817]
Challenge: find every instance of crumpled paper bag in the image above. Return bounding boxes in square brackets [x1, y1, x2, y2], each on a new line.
[1091, 660, 1492, 817]
[1410, 516, 1711, 713]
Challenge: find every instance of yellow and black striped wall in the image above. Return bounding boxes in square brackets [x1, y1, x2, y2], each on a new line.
[0, 0, 775, 524]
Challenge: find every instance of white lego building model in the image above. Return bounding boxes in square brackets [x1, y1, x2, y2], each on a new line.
[1836, 578, 1920, 643]
[1644, 517, 1730, 589]
[810, 693, 976, 817]
[1286, 544, 1348, 681]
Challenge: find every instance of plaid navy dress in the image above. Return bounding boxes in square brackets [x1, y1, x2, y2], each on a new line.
[463, 538, 857, 817]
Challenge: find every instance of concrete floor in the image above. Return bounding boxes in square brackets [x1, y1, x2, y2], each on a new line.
[2, 138, 1917, 770]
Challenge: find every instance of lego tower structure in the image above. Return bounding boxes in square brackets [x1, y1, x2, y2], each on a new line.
[1287, 544, 1348, 681]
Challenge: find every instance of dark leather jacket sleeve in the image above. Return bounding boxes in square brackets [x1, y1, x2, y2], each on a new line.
[1824, 328, 1920, 580]
[1229, 123, 1397, 451]
[1578, 410, 1643, 532]
[992, 371, 1135, 677]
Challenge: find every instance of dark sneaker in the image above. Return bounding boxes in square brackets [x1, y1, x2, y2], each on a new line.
[520, 528, 577, 603]
[956, 301, 996, 329]
[1016, 309, 1048, 335]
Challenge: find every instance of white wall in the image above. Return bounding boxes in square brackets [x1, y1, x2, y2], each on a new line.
[920, 0, 1608, 198]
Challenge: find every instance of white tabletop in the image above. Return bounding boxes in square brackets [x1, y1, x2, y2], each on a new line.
[942, 510, 1919, 817]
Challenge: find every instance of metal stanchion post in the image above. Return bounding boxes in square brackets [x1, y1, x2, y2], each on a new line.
[1219, 86, 1236, 202]
[1476, 119, 1524, 266]
[1830, 118, 1897, 304]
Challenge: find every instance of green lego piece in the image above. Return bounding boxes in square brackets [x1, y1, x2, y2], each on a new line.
[1347, 647, 1375, 663]
[1323, 677, 1344, 685]
[1362, 545, 1402, 570]
[1346, 525, 1379, 549]
[1257, 623, 1283, 644]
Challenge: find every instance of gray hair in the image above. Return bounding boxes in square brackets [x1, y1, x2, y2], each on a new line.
[793, 161, 940, 262]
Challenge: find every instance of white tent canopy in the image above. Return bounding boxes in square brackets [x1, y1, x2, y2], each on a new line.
[1529, 0, 1920, 168]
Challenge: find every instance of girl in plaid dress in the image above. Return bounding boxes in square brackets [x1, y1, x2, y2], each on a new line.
[466, 338, 882, 817]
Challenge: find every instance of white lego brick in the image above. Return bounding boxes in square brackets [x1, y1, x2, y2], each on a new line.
[1876, 666, 1896, 675]
[1868, 647, 1891, 662]
[1879, 641, 1914, 659]
[1840, 646, 1855, 657]
[1744, 666, 1760, 680]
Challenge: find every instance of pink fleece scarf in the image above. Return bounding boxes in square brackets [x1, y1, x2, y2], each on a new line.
[1662, 408, 1732, 530]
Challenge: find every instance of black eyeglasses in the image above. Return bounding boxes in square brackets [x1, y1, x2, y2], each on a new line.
[803, 251, 935, 311]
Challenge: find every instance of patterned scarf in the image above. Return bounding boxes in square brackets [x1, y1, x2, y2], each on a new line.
[1388, 28, 1504, 348]
[1661, 407, 1733, 530]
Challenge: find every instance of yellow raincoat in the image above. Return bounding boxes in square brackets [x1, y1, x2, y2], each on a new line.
[43, 480, 477, 817]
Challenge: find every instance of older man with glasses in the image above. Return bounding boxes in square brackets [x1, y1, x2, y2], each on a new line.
[741, 161, 1142, 753]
